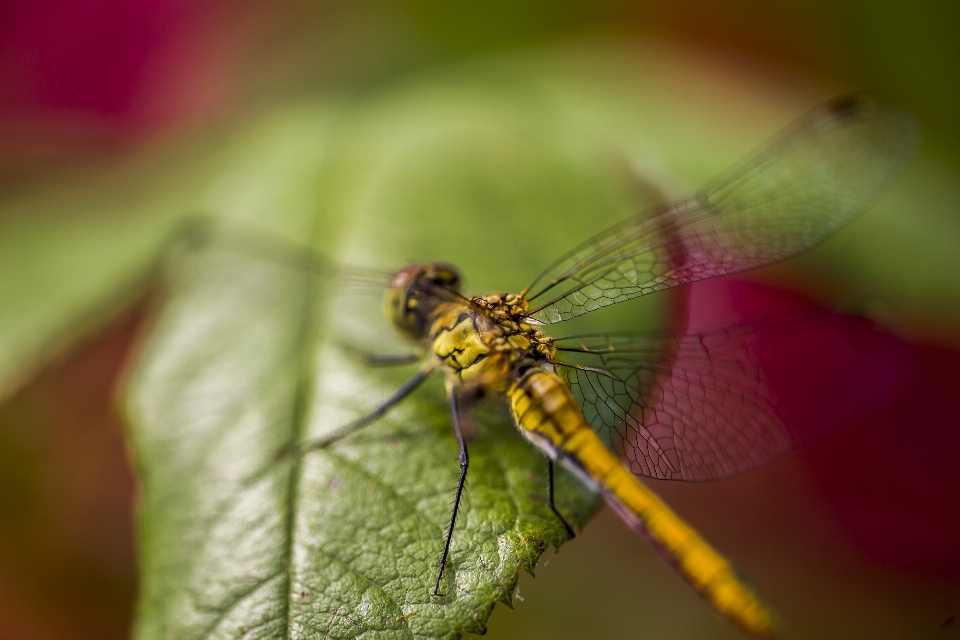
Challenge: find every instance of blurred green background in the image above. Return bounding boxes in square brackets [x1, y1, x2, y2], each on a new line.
[2, 1, 959, 639]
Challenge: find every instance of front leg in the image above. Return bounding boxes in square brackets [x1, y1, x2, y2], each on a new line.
[288, 362, 434, 457]
[338, 341, 423, 367]
[433, 386, 470, 597]
[362, 353, 422, 367]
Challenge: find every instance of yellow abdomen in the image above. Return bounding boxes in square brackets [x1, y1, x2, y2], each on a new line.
[509, 369, 776, 638]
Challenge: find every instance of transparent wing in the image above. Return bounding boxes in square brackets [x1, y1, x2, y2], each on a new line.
[166, 215, 395, 286]
[164, 216, 415, 351]
[523, 95, 919, 324]
[553, 310, 910, 481]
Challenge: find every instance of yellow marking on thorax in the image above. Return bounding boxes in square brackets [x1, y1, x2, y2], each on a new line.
[508, 369, 776, 638]
[428, 304, 512, 387]
[429, 306, 489, 368]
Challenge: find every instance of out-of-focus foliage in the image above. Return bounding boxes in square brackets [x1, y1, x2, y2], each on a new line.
[0, 153, 202, 401]
[2, 2, 960, 640]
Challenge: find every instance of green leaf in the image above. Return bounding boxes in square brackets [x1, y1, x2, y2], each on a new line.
[125, 91, 608, 638]
[128, 237, 598, 640]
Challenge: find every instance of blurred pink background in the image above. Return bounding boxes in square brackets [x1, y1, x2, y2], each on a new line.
[1, 2, 958, 639]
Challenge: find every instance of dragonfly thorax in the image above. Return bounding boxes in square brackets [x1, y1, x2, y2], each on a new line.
[426, 293, 555, 390]
[470, 292, 529, 317]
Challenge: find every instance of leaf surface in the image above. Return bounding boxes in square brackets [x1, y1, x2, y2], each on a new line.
[125, 91, 612, 639]
[126, 234, 597, 640]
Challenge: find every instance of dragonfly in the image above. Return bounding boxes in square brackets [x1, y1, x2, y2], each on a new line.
[292, 94, 918, 637]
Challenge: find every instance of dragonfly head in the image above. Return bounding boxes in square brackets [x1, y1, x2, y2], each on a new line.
[385, 262, 462, 339]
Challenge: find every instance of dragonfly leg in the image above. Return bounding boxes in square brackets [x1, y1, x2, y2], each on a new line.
[338, 340, 423, 367]
[433, 389, 469, 597]
[547, 458, 576, 539]
[287, 363, 433, 457]
[361, 352, 423, 367]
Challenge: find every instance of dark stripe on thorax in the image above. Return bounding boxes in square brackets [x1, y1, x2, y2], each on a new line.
[428, 307, 479, 340]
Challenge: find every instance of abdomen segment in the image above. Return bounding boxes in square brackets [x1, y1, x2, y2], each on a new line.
[508, 368, 776, 637]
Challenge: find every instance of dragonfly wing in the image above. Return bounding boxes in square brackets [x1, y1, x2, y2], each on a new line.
[553, 309, 909, 481]
[524, 95, 919, 324]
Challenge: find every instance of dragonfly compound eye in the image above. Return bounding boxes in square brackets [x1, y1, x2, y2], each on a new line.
[384, 265, 426, 338]
[384, 262, 464, 339]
